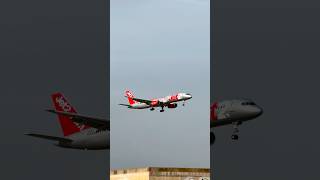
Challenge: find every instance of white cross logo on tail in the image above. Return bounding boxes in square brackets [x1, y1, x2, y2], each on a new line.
[55, 96, 85, 130]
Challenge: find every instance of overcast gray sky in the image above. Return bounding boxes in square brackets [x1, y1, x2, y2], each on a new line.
[110, 0, 210, 169]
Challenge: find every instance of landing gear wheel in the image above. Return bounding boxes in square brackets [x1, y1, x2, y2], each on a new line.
[231, 122, 240, 141]
[231, 134, 239, 140]
[160, 106, 164, 112]
[150, 108, 155, 111]
[182, 101, 185, 106]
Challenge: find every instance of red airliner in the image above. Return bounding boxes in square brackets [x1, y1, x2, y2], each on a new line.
[119, 90, 192, 112]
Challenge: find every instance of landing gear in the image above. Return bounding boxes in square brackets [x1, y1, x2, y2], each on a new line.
[210, 132, 215, 144]
[150, 107, 155, 111]
[160, 106, 164, 112]
[231, 122, 241, 141]
[182, 101, 185, 106]
[231, 134, 239, 140]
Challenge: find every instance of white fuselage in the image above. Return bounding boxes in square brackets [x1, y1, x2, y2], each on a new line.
[57, 128, 109, 150]
[212, 99, 263, 125]
[129, 92, 192, 109]
[129, 102, 150, 109]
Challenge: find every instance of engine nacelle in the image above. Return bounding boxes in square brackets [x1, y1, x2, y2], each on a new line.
[151, 99, 159, 106]
[167, 103, 178, 108]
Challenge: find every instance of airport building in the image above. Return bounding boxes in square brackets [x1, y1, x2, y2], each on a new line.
[110, 167, 210, 180]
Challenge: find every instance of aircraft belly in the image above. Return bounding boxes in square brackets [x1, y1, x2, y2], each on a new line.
[69, 132, 109, 150]
[132, 104, 149, 109]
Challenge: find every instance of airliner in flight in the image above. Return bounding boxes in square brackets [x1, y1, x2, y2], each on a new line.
[119, 90, 192, 112]
[210, 99, 263, 144]
[26, 92, 109, 150]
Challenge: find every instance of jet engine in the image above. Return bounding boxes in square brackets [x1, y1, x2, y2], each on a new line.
[167, 103, 178, 108]
[151, 99, 159, 106]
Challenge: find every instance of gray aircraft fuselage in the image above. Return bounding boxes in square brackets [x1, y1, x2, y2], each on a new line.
[211, 99, 263, 143]
[57, 129, 109, 150]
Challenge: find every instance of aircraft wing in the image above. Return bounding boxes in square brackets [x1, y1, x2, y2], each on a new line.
[131, 97, 168, 106]
[25, 133, 72, 142]
[46, 109, 110, 131]
[211, 119, 234, 128]
[131, 97, 153, 105]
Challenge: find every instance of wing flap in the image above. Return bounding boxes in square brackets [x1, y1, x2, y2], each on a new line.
[211, 119, 234, 128]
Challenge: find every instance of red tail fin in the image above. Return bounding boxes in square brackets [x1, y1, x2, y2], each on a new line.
[125, 90, 136, 105]
[51, 93, 89, 136]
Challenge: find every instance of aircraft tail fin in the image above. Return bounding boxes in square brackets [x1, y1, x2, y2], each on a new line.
[125, 90, 136, 105]
[51, 92, 89, 136]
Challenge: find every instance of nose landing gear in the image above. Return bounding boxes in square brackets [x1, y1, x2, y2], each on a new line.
[231, 134, 239, 140]
[231, 122, 241, 141]
[160, 106, 164, 112]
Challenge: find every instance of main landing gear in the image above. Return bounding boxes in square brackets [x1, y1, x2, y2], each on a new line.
[150, 107, 155, 111]
[231, 134, 239, 140]
[231, 122, 241, 141]
[160, 106, 164, 112]
[210, 132, 215, 144]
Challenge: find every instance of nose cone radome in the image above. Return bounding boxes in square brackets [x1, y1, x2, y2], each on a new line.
[248, 106, 263, 118]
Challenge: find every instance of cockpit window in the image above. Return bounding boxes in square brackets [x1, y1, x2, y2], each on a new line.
[241, 102, 256, 106]
[185, 93, 191, 96]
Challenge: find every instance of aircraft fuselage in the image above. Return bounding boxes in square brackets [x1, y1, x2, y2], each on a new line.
[210, 99, 263, 143]
[57, 128, 109, 150]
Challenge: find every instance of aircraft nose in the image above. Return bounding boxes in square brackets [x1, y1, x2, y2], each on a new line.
[252, 106, 263, 117]
[185, 94, 192, 99]
[258, 106, 263, 116]
[246, 106, 263, 118]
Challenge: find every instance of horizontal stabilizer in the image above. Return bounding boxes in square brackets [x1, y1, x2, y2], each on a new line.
[25, 133, 72, 143]
[46, 109, 109, 131]
[118, 104, 131, 107]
